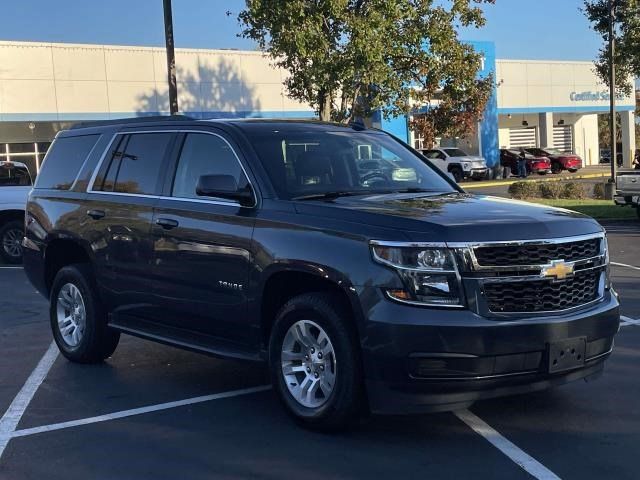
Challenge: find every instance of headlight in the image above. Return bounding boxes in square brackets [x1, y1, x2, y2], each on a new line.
[461, 162, 472, 171]
[371, 242, 464, 307]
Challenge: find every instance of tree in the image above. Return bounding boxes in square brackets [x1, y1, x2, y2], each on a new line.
[238, 0, 495, 146]
[583, 0, 640, 96]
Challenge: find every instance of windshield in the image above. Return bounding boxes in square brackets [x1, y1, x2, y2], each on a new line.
[243, 128, 456, 200]
[0, 163, 32, 187]
[443, 148, 468, 157]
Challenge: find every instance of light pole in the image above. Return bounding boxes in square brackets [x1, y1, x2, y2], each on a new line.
[608, 0, 616, 183]
[163, 0, 179, 115]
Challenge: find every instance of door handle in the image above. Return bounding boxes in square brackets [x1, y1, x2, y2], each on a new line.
[155, 218, 179, 230]
[87, 209, 105, 220]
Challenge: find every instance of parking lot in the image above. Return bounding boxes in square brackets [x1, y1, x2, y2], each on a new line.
[0, 220, 637, 479]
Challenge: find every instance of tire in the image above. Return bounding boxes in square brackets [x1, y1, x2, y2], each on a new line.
[551, 162, 562, 174]
[0, 219, 24, 264]
[49, 264, 120, 363]
[636, 205, 640, 220]
[568, 169, 578, 173]
[269, 293, 363, 432]
[450, 167, 463, 183]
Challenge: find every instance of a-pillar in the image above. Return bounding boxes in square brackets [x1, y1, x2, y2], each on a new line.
[621, 109, 636, 168]
[538, 112, 554, 148]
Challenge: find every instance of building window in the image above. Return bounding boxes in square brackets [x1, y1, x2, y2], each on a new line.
[0, 142, 51, 177]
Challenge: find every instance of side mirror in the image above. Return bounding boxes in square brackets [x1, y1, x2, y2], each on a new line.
[195, 174, 254, 207]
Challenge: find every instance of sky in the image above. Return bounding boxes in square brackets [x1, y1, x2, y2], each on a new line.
[1, 0, 603, 61]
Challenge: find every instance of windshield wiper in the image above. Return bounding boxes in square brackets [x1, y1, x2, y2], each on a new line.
[292, 191, 368, 201]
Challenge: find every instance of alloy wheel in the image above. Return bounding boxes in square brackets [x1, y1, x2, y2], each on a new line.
[56, 283, 87, 347]
[2, 228, 23, 259]
[281, 319, 337, 408]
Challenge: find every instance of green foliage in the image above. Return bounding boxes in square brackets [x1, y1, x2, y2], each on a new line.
[593, 182, 606, 199]
[508, 181, 540, 199]
[238, 0, 495, 144]
[539, 182, 564, 199]
[561, 183, 587, 199]
[583, 0, 640, 96]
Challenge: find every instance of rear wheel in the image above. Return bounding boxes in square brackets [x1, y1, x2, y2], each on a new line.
[50, 264, 120, 363]
[269, 293, 363, 431]
[0, 219, 24, 264]
[551, 162, 562, 174]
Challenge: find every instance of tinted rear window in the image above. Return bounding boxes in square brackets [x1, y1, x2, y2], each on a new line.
[95, 133, 173, 195]
[0, 164, 32, 186]
[35, 134, 100, 190]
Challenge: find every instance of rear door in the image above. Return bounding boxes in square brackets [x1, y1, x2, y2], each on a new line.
[150, 129, 256, 345]
[85, 131, 176, 319]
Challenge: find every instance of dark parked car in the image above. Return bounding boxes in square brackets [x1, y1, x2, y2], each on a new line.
[525, 147, 582, 173]
[500, 149, 551, 176]
[23, 118, 619, 431]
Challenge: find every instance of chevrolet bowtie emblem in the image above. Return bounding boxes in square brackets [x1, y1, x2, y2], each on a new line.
[541, 259, 574, 280]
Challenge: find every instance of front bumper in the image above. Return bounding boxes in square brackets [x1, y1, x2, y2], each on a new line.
[357, 287, 619, 414]
[464, 168, 489, 179]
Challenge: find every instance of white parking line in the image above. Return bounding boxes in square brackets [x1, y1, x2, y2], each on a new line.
[620, 315, 640, 327]
[455, 410, 560, 480]
[5, 385, 271, 441]
[611, 262, 640, 271]
[0, 341, 58, 459]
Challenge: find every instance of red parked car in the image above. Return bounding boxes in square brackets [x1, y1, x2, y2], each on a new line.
[525, 148, 582, 174]
[500, 149, 552, 176]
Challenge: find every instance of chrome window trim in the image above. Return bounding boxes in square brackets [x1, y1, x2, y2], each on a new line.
[86, 129, 257, 208]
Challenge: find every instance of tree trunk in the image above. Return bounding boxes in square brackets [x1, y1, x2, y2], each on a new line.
[318, 90, 332, 121]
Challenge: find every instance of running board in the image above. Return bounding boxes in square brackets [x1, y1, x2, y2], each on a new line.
[108, 315, 263, 363]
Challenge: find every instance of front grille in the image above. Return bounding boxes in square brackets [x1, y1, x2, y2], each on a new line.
[483, 271, 600, 313]
[474, 238, 601, 267]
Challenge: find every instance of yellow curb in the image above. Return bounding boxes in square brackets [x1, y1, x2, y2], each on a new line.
[463, 172, 610, 189]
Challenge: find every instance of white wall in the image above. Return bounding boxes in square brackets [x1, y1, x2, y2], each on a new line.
[0, 40, 313, 120]
[496, 59, 635, 111]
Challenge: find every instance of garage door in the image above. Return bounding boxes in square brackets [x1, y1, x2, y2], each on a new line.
[508, 127, 537, 148]
[553, 125, 573, 153]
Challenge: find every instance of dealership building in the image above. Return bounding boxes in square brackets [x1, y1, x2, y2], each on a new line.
[0, 40, 636, 176]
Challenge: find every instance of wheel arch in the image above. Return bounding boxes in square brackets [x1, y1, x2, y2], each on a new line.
[43, 237, 94, 296]
[258, 265, 365, 350]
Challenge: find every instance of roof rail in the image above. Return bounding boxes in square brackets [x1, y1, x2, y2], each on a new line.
[69, 115, 194, 129]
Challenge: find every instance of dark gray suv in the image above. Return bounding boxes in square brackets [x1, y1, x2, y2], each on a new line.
[23, 117, 620, 430]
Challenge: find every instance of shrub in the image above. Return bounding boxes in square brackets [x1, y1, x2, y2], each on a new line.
[539, 182, 564, 199]
[561, 182, 586, 199]
[508, 181, 540, 199]
[593, 183, 605, 200]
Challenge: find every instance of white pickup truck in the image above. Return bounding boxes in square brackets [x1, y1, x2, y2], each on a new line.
[614, 171, 640, 219]
[0, 161, 32, 263]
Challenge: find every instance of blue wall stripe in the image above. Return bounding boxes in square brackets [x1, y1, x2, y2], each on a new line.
[0, 110, 317, 122]
[497, 105, 635, 114]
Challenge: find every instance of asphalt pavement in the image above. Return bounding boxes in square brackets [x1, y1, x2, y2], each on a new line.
[0, 221, 638, 479]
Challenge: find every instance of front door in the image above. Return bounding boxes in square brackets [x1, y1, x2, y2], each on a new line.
[150, 131, 256, 345]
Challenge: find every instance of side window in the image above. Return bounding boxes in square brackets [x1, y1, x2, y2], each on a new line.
[35, 134, 100, 190]
[171, 133, 249, 201]
[96, 133, 173, 195]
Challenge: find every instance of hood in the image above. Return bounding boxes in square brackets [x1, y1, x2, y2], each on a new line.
[294, 192, 602, 243]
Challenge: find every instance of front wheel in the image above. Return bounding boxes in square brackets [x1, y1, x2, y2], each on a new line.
[0, 219, 24, 264]
[269, 293, 363, 431]
[50, 264, 120, 363]
[551, 162, 562, 174]
[449, 167, 463, 183]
